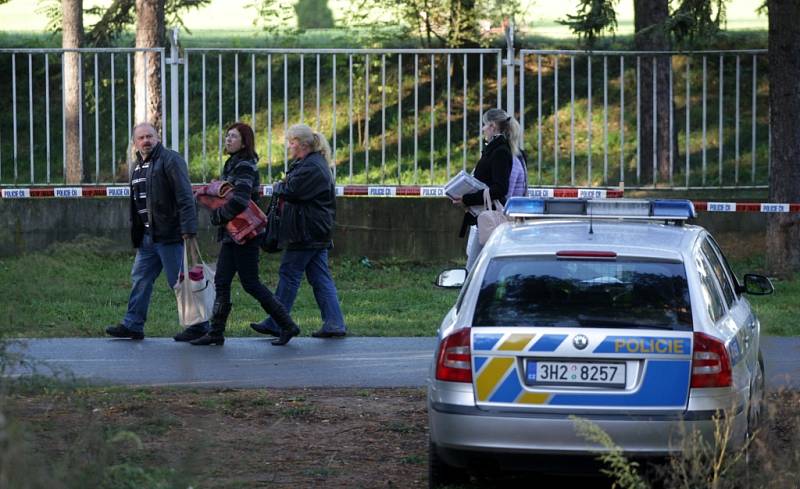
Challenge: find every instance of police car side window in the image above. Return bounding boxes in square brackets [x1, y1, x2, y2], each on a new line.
[701, 239, 736, 308]
[705, 235, 742, 295]
[695, 252, 726, 323]
[455, 268, 475, 313]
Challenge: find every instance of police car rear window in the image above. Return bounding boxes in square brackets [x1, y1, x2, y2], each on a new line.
[473, 256, 693, 331]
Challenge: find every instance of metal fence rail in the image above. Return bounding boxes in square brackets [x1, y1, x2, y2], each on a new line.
[0, 47, 164, 185]
[518, 49, 770, 190]
[0, 35, 772, 190]
[178, 47, 504, 185]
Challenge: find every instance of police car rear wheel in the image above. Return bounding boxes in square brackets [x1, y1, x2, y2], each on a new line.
[428, 439, 468, 488]
[745, 352, 766, 469]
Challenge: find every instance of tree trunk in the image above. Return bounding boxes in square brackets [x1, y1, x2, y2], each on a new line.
[134, 0, 164, 133]
[448, 0, 478, 48]
[62, 0, 83, 184]
[766, 0, 800, 277]
[633, 0, 671, 186]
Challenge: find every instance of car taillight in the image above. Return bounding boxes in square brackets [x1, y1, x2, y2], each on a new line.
[435, 328, 472, 383]
[691, 332, 732, 388]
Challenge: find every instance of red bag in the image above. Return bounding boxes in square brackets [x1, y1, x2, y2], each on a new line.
[195, 181, 267, 245]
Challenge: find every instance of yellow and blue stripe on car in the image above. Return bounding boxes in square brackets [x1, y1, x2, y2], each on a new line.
[472, 332, 692, 408]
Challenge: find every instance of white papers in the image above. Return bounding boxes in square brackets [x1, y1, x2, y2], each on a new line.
[444, 170, 488, 216]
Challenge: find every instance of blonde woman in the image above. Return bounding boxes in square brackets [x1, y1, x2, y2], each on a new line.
[251, 124, 347, 338]
[453, 108, 525, 270]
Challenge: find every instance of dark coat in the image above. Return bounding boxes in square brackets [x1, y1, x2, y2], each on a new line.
[215, 152, 261, 244]
[458, 135, 513, 237]
[130, 143, 197, 247]
[274, 151, 336, 250]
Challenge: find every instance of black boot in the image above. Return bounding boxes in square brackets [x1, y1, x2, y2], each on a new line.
[190, 301, 231, 346]
[250, 318, 281, 336]
[259, 295, 300, 346]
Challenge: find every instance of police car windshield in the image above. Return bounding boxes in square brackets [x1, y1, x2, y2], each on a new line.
[473, 256, 693, 331]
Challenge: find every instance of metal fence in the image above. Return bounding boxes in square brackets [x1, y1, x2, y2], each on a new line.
[517, 49, 770, 189]
[0, 47, 165, 185]
[0, 32, 771, 189]
[180, 47, 504, 185]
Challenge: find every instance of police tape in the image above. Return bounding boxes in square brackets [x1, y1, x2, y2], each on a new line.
[0, 185, 624, 200]
[2, 186, 800, 213]
[694, 202, 800, 213]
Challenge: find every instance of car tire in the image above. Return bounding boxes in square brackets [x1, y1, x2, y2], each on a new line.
[745, 351, 766, 470]
[429, 439, 469, 488]
[747, 352, 766, 437]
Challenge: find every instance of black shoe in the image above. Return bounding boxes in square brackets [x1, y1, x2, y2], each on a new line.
[173, 328, 207, 342]
[271, 324, 300, 346]
[105, 323, 144, 340]
[311, 329, 347, 339]
[190, 333, 225, 346]
[250, 320, 281, 336]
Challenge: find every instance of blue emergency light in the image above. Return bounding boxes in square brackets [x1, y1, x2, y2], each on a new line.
[503, 198, 696, 220]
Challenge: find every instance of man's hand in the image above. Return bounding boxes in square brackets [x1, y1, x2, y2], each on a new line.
[182, 233, 196, 241]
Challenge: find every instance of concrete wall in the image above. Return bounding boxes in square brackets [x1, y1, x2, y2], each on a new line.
[0, 198, 766, 259]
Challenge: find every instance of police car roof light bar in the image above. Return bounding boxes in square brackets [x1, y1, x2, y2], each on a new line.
[504, 198, 697, 221]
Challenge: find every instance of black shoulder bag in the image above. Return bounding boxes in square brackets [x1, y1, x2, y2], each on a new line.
[260, 193, 284, 253]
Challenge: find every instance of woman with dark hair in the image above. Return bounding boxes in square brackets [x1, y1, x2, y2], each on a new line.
[191, 122, 300, 346]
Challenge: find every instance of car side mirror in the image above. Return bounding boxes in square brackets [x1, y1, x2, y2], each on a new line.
[743, 274, 774, 295]
[436, 268, 467, 288]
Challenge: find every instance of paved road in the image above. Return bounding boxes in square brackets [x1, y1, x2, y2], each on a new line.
[5, 336, 799, 390]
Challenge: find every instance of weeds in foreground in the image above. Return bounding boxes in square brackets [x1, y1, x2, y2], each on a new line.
[572, 416, 648, 489]
[0, 339, 195, 489]
[575, 391, 800, 489]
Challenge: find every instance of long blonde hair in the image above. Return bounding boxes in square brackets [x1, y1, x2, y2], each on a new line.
[287, 124, 332, 167]
[483, 108, 522, 157]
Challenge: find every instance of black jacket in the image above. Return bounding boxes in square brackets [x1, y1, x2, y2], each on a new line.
[458, 135, 512, 237]
[130, 143, 197, 247]
[215, 152, 261, 244]
[274, 151, 336, 250]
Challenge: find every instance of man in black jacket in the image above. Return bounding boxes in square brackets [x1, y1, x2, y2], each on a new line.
[105, 122, 209, 341]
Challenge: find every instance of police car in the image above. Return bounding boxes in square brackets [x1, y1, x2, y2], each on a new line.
[428, 198, 773, 486]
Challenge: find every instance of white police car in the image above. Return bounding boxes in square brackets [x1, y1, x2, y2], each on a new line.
[428, 198, 773, 486]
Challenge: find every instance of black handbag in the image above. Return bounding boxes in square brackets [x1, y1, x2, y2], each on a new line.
[261, 194, 283, 253]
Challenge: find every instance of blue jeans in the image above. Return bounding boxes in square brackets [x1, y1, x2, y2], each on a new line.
[265, 248, 346, 333]
[122, 233, 209, 334]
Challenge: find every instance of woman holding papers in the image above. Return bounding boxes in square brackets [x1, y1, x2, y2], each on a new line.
[453, 108, 525, 270]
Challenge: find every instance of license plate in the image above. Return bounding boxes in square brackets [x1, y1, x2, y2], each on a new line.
[526, 360, 626, 388]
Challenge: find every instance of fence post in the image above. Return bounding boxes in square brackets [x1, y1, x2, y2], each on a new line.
[505, 21, 515, 115]
[168, 28, 181, 152]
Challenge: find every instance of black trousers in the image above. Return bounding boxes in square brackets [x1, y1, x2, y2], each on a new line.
[214, 240, 276, 306]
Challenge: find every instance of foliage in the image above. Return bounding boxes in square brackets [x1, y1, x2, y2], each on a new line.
[294, 0, 334, 29]
[574, 392, 800, 489]
[558, 0, 619, 48]
[668, 0, 727, 48]
[251, 0, 522, 48]
[36, 0, 211, 45]
[571, 416, 649, 489]
[249, 0, 301, 37]
[559, 0, 731, 49]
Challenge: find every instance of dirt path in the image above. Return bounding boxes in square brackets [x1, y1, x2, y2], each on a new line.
[5, 386, 798, 488]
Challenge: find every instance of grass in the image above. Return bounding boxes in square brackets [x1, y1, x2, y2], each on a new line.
[0, 234, 795, 338]
[0, 236, 461, 338]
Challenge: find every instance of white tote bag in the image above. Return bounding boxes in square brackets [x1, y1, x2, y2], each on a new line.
[477, 188, 507, 245]
[174, 238, 215, 327]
